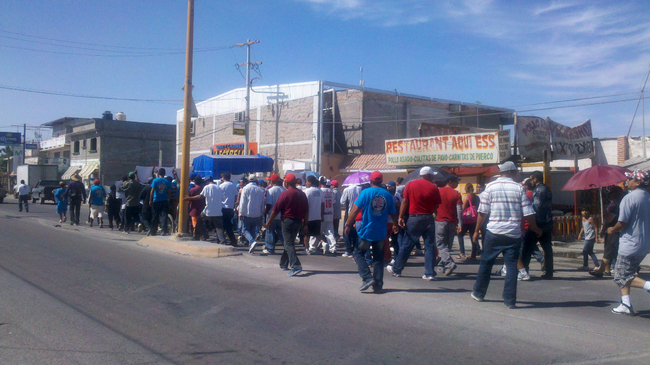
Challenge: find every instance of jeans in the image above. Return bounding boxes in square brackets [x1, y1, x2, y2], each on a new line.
[473, 231, 521, 306]
[69, 198, 82, 224]
[522, 229, 553, 276]
[149, 200, 170, 235]
[205, 216, 225, 243]
[333, 218, 340, 240]
[582, 239, 599, 267]
[18, 195, 29, 212]
[393, 215, 437, 276]
[221, 208, 237, 245]
[457, 223, 477, 256]
[241, 216, 262, 245]
[280, 219, 303, 270]
[355, 238, 384, 288]
[435, 221, 457, 269]
[344, 225, 359, 255]
[265, 219, 284, 252]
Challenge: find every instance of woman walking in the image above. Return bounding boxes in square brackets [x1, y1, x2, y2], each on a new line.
[54, 181, 68, 223]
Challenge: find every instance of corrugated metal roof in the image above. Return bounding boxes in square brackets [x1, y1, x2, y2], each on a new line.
[340, 154, 398, 171]
[620, 156, 650, 171]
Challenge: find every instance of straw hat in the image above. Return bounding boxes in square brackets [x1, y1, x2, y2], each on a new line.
[71, 173, 81, 182]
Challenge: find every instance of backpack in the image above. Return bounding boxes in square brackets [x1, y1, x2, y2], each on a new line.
[462, 195, 477, 224]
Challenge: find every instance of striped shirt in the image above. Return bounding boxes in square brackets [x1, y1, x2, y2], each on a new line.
[477, 177, 535, 238]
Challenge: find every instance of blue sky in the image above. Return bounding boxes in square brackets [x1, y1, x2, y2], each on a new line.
[1, 0, 650, 142]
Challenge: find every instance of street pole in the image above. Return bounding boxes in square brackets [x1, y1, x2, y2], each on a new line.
[178, 0, 194, 235]
[476, 102, 481, 128]
[236, 40, 260, 156]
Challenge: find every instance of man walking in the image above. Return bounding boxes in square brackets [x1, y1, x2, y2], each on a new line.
[89, 179, 106, 228]
[345, 171, 397, 292]
[119, 171, 142, 233]
[522, 171, 554, 279]
[239, 178, 265, 253]
[608, 170, 650, 315]
[263, 174, 286, 254]
[265, 173, 309, 276]
[388, 167, 441, 280]
[471, 161, 541, 309]
[435, 174, 463, 276]
[65, 173, 86, 225]
[148, 168, 172, 236]
[340, 182, 362, 257]
[317, 177, 337, 254]
[304, 176, 324, 254]
[17, 179, 30, 213]
[185, 177, 226, 243]
[219, 172, 239, 246]
[331, 180, 342, 241]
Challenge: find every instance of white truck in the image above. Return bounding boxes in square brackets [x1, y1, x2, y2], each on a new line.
[15, 165, 59, 201]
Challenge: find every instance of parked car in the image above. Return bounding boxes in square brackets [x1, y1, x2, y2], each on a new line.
[32, 180, 60, 204]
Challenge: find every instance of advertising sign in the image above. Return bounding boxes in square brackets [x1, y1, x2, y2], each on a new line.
[0, 132, 21, 145]
[385, 130, 511, 166]
[212, 142, 258, 155]
[25, 143, 39, 150]
[233, 112, 245, 135]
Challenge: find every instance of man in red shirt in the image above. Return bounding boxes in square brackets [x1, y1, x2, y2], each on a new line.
[265, 173, 309, 277]
[436, 174, 463, 276]
[387, 167, 442, 280]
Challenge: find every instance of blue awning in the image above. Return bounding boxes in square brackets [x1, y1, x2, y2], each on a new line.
[192, 154, 274, 178]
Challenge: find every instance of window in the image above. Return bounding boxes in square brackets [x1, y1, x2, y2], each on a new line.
[190, 119, 196, 136]
[90, 138, 97, 152]
[73, 141, 80, 154]
[82, 139, 87, 149]
[54, 152, 61, 158]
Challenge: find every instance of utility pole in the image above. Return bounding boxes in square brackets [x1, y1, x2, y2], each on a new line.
[476, 101, 481, 128]
[236, 39, 260, 155]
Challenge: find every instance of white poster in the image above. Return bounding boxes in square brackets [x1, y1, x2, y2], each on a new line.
[516, 116, 551, 160]
[549, 119, 594, 160]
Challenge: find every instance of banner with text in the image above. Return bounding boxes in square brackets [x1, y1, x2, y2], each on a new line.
[516, 116, 551, 160]
[385, 130, 511, 166]
[212, 142, 258, 155]
[549, 119, 594, 160]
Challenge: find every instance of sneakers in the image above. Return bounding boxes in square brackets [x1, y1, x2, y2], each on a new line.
[444, 264, 457, 276]
[498, 266, 507, 277]
[342, 252, 353, 258]
[422, 274, 435, 281]
[386, 265, 401, 277]
[359, 279, 375, 291]
[517, 271, 531, 281]
[248, 241, 257, 254]
[388, 259, 395, 266]
[287, 268, 302, 277]
[262, 248, 274, 254]
[612, 303, 634, 316]
[471, 292, 484, 302]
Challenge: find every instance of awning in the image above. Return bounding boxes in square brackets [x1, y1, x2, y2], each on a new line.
[339, 153, 406, 173]
[80, 162, 99, 179]
[62, 165, 82, 180]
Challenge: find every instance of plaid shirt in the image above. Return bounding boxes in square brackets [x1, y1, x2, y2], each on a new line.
[478, 177, 535, 238]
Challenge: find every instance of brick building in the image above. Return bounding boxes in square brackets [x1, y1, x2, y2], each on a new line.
[177, 81, 514, 180]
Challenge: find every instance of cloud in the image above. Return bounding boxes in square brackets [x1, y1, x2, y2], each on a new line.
[297, 0, 430, 26]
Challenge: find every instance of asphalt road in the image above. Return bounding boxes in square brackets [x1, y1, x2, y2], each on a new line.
[1, 197, 650, 364]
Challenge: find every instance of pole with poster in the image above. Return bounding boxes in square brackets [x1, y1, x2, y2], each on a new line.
[543, 117, 552, 189]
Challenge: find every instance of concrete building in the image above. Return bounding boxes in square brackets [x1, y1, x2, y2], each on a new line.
[177, 81, 514, 180]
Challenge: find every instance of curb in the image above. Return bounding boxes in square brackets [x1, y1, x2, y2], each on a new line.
[137, 236, 241, 258]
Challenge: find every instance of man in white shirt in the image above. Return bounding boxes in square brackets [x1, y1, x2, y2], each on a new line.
[239, 178, 265, 253]
[218, 172, 239, 246]
[186, 178, 226, 244]
[340, 183, 362, 257]
[312, 177, 337, 254]
[263, 174, 286, 254]
[331, 180, 342, 241]
[304, 176, 325, 254]
[17, 179, 30, 213]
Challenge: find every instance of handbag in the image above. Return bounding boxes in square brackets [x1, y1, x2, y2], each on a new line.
[462, 195, 478, 224]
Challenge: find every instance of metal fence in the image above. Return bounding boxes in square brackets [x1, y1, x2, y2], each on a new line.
[552, 215, 601, 241]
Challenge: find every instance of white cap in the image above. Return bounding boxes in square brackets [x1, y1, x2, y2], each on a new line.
[499, 161, 517, 172]
[420, 166, 434, 176]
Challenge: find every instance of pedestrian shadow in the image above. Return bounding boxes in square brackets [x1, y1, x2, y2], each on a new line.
[374, 287, 471, 294]
[299, 270, 358, 277]
[515, 299, 615, 309]
[634, 310, 650, 319]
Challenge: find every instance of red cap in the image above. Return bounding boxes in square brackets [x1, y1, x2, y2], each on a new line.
[284, 173, 297, 183]
[267, 173, 280, 182]
[370, 171, 383, 183]
[331, 180, 338, 187]
[93, 179, 100, 185]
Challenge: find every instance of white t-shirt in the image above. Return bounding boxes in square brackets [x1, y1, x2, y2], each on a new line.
[18, 184, 30, 196]
[304, 186, 323, 222]
[321, 187, 334, 222]
[200, 183, 224, 217]
[218, 181, 238, 209]
[266, 185, 286, 220]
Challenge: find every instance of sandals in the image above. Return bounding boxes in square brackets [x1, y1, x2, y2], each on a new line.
[456, 254, 466, 259]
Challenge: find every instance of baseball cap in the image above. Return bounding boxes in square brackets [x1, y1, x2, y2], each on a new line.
[267, 173, 280, 182]
[498, 161, 517, 172]
[443, 174, 461, 184]
[330, 180, 338, 187]
[420, 166, 434, 176]
[93, 179, 100, 185]
[388, 181, 396, 186]
[128, 171, 136, 179]
[370, 171, 383, 183]
[284, 173, 298, 183]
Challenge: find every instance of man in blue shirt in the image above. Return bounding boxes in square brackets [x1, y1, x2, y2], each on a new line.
[89, 179, 106, 228]
[148, 168, 172, 236]
[345, 171, 398, 292]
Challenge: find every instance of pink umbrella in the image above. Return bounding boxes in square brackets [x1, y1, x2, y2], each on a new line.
[561, 165, 631, 191]
[342, 171, 371, 186]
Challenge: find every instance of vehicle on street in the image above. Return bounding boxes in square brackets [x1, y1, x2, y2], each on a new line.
[32, 180, 60, 204]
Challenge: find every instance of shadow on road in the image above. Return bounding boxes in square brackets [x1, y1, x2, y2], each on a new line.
[516, 299, 615, 309]
[300, 270, 358, 276]
[374, 287, 470, 294]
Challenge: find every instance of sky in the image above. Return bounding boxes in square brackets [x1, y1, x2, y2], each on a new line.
[1, 0, 650, 142]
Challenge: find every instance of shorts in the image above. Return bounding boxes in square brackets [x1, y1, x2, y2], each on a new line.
[613, 254, 646, 288]
[307, 220, 321, 236]
[90, 204, 103, 219]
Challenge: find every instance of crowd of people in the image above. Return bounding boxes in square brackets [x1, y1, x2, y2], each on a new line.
[38, 162, 650, 314]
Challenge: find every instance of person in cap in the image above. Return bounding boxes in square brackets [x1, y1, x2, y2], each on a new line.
[315, 176, 337, 254]
[185, 176, 226, 243]
[119, 171, 143, 233]
[89, 179, 106, 228]
[521, 170, 554, 279]
[265, 173, 309, 276]
[330, 180, 343, 241]
[219, 172, 239, 246]
[138, 177, 154, 232]
[239, 177, 266, 253]
[65, 173, 87, 225]
[263, 174, 286, 254]
[148, 168, 172, 236]
[16, 179, 30, 213]
[304, 176, 325, 254]
[340, 181, 363, 257]
[345, 171, 398, 292]
[470, 161, 542, 309]
[387, 166, 442, 280]
[607, 170, 650, 315]
[434, 174, 463, 277]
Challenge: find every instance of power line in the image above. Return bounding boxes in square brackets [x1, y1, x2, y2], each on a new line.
[0, 84, 182, 104]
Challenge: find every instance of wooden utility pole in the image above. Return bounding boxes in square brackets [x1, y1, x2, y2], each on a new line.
[178, 0, 194, 234]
